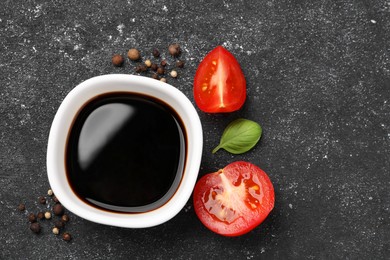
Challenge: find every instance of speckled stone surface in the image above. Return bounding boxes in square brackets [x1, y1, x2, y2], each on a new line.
[1, 0, 389, 259]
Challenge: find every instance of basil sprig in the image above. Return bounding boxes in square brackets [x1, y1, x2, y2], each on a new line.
[212, 118, 262, 154]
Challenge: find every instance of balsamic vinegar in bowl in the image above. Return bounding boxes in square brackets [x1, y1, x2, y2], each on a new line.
[47, 74, 203, 228]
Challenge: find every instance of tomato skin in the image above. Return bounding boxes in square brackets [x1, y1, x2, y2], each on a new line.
[193, 161, 274, 236]
[193, 46, 246, 113]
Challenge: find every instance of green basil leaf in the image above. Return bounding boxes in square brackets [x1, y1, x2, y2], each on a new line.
[212, 118, 262, 154]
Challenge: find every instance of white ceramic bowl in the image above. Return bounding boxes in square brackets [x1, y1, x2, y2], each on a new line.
[47, 74, 203, 228]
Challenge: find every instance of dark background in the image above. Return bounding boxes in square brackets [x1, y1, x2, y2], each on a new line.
[1, 0, 389, 259]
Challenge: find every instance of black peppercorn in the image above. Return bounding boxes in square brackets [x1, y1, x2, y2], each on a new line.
[53, 203, 64, 216]
[30, 222, 41, 234]
[37, 212, 44, 220]
[152, 48, 160, 58]
[38, 196, 46, 204]
[53, 196, 59, 203]
[62, 232, 72, 241]
[151, 63, 158, 71]
[135, 65, 147, 73]
[152, 73, 159, 80]
[28, 213, 37, 223]
[160, 60, 167, 67]
[168, 43, 181, 57]
[157, 67, 165, 75]
[112, 54, 124, 67]
[61, 214, 70, 222]
[55, 220, 64, 229]
[135, 66, 142, 73]
[176, 60, 185, 68]
[17, 203, 25, 211]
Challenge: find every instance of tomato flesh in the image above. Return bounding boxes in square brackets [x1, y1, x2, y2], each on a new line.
[193, 46, 246, 113]
[193, 161, 275, 236]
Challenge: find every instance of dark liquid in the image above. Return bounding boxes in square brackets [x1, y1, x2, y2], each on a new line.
[66, 92, 186, 213]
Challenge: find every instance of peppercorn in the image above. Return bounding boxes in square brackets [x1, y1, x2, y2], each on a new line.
[152, 73, 159, 80]
[37, 212, 44, 220]
[144, 59, 152, 68]
[62, 232, 72, 242]
[61, 214, 70, 223]
[127, 48, 140, 61]
[112, 54, 124, 67]
[17, 203, 25, 211]
[47, 189, 53, 196]
[44, 211, 51, 219]
[152, 49, 160, 58]
[53, 203, 64, 216]
[30, 223, 41, 234]
[38, 196, 46, 204]
[135, 65, 148, 73]
[168, 43, 181, 57]
[176, 60, 185, 68]
[170, 70, 178, 78]
[157, 67, 165, 75]
[151, 63, 158, 71]
[160, 78, 167, 83]
[53, 196, 59, 203]
[160, 60, 167, 67]
[52, 227, 60, 235]
[55, 220, 64, 228]
[28, 213, 37, 223]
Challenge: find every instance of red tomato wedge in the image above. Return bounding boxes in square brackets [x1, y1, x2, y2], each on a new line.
[193, 161, 275, 236]
[193, 46, 246, 113]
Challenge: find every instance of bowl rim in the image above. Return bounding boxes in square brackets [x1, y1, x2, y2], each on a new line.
[46, 74, 203, 228]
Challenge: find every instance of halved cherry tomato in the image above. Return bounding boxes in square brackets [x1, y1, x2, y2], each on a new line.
[193, 46, 246, 113]
[193, 161, 274, 236]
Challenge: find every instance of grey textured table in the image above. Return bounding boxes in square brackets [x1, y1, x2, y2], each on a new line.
[1, 0, 389, 259]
